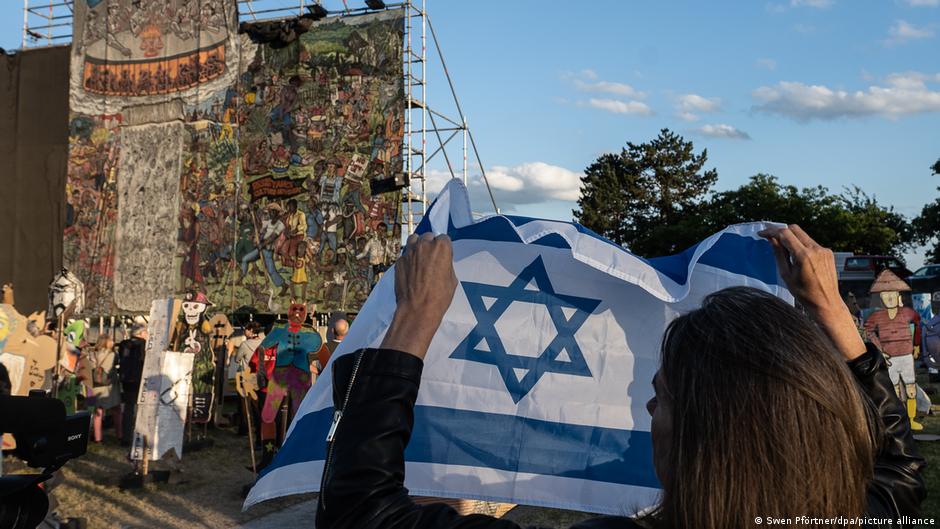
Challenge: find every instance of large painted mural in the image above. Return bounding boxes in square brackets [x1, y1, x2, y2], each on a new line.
[64, 1, 404, 315]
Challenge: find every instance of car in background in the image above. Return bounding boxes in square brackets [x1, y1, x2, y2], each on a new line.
[910, 264, 940, 299]
[837, 255, 913, 309]
[839, 255, 912, 282]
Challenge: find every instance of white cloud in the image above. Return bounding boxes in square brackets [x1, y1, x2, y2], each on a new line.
[756, 58, 778, 71]
[585, 98, 653, 115]
[676, 93, 721, 121]
[695, 124, 752, 140]
[790, 0, 833, 7]
[904, 0, 938, 6]
[425, 162, 583, 210]
[886, 20, 935, 44]
[580, 69, 599, 81]
[574, 79, 645, 98]
[565, 69, 646, 98]
[564, 70, 651, 115]
[752, 72, 940, 120]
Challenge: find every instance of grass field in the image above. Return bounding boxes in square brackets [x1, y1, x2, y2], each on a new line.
[914, 371, 940, 520]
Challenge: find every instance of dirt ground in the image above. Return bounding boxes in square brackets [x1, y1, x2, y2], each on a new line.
[16, 389, 938, 528]
[5, 423, 593, 529]
[6, 425, 314, 528]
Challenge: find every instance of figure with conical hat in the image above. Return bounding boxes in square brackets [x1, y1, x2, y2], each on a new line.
[864, 269, 923, 430]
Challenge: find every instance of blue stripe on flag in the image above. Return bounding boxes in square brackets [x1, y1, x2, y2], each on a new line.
[417, 208, 778, 286]
[264, 405, 660, 489]
[647, 232, 779, 286]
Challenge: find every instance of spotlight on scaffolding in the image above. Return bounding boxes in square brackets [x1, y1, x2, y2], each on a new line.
[306, 3, 328, 20]
[370, 172, 409, 196]
[365, 0, 387, 10]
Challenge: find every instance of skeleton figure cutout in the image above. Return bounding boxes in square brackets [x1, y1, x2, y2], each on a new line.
[252, 301, 326, 469]
[48, 269, 85, 321]
[864, 270, 922, 430]
[173, 291, 215, 424]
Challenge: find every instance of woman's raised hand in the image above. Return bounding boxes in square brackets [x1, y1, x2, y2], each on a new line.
[759, 224, 866, 360]
[381, 232, 458, 360]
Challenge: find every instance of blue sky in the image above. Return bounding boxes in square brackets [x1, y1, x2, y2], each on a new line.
[5, 0, 939, 266]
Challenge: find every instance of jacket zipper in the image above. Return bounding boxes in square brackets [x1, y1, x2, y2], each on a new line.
[319, 350, 364, 512]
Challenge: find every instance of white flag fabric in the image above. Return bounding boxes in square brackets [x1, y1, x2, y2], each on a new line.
[245, 180, 791, 514]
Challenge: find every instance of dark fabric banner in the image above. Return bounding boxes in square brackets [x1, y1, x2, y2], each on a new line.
[0, 47, 70, 314]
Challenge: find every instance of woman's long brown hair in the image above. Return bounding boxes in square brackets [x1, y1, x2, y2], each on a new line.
[647, 287, 879, 529]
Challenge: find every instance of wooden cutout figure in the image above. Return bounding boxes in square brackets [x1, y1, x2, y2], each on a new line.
[58, 319, 87, 414]
[864, 269, 923, 430]
[252, 301, 326, 469]
[208, 312, 233, 425]
[172, 291, 215, 425]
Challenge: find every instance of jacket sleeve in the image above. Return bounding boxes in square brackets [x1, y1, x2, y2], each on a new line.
[863, 315, 881, 352]
[849, 343, 927, 516]
[316, 348, 527, 529]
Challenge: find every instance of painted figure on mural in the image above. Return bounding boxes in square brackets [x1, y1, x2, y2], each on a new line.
[864, 270, 923, 430]
[252, 302, 325, 468]
[179, 206, 204, 288]
[172, 291, 215, 425]
[67, 11, 411, 314]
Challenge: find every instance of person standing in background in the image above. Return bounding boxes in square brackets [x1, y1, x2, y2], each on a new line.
[116, 324, 148, 447]
[318, 318, 347, 371]
[84, 336, 122, 443]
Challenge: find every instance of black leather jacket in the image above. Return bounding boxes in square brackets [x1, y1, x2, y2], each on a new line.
[316, 344, 926, 529]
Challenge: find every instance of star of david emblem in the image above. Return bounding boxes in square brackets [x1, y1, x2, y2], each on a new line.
[450, 256, 601, 403]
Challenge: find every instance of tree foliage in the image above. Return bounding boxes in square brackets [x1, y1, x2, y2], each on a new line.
[573, 128, 718, 255]
[912, 158, 940, 263]
[575, 131, 913, 258]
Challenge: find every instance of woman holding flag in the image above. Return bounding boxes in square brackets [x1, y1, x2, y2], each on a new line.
[314, 225, 925, 529]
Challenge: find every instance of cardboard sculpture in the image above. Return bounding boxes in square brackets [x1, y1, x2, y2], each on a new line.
[864, 270, 923, 430]
[0, 287, 58, 451]
[171, 291, 215, 425]
[251, 301, 324, 468]
[0, 302, 57, 397]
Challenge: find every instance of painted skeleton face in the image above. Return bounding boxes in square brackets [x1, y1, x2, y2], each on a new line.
[182, 301, 208, 326]
[48, 270, 84, 319]
[288, 303, 307, 326]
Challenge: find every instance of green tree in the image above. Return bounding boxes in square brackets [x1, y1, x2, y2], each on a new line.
[574, 129, 718, 255]
[912, 158, 940, 263]
[701, 175, 911, 256]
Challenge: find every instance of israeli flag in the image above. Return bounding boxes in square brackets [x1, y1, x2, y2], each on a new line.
[245, 180, 791, 514]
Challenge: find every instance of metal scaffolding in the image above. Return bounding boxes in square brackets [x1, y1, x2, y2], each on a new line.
[19, 0, 497, 231]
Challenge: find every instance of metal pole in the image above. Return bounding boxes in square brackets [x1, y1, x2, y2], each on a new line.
[420, 0, 427, 212]
[426, 16, 498, 213]
[405, 1, 414, 234]
[463, 116, 467, 185]
[22, 0, 27, 48]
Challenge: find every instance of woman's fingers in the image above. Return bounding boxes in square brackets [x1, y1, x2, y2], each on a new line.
[787, 224, 820, 249]
[768, 238, 793, 279]
[767, 228, 811, 268]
